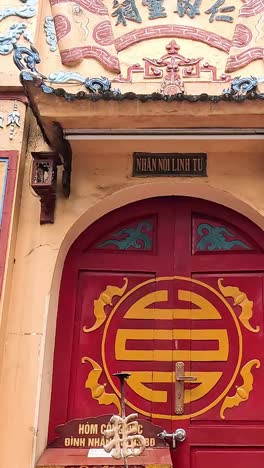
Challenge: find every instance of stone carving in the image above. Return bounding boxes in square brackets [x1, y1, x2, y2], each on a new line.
[7, 101, 20, 140]
[48, 71, 111, 93]
[255, 14, 264, 43]
[13, 43, 42, 75]
[205, 1, 235, 23]
[223, 76, 260, 97]
[142, 0, 167, 20]
[175, 0, 202, 19]
[111, 40, 229, 89]
[72, 4, 90, 41]
[44, 16, 57, 52]
[0, 23, 27, 55]
[160, 68, 184, 96]
[21, 69, 264, 103]
[0, 0, 37, 21]
[112, 0, 142, 26]
[48, 71, 87, 84]
[13, 44, 113, 94]
[0, 0, 37, 57]
[23, 29, 34, 44]
[48, 0, 262, 74]
[239, 0, 264, 18]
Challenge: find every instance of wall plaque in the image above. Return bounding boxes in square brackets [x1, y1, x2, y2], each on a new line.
[133, 153, 207, 177]
[49, 415, 167, 449]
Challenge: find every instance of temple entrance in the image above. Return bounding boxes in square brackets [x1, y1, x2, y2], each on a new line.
[49, 197, 264, 467]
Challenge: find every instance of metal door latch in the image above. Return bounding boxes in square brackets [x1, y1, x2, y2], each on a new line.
[175, 361, 197, 415]
[158, 429, 186, 448]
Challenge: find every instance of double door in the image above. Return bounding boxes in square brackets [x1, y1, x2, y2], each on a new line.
[49, 197, 264, 468]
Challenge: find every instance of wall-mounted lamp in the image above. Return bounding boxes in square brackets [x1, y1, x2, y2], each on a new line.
[31, 152, 60, 224]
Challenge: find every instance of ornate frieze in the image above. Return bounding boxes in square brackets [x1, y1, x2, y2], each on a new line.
[44, 16, 57, 52]
[113, 41, 230, 89]
[0, 0, 37, 21]
[112, 0, 142, 26]
[7, 101, 20, 140]
[223, 76, 259, 96]
[143, 0, 167, 20]
[13, 43, 42, 74]
[0, 23, 27, 55]
[205, 1, 235, 23]
[175, 0, 202, 19]
[49, 0, 264, 74]
[0, 0, 38, 56]
[48, 71, 112, 93]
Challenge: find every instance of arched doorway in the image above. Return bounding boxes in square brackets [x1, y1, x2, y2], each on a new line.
[48, 197, 264, 468]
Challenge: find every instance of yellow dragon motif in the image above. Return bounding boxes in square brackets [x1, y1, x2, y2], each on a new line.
[220, 359, 260, 419]
[82, 357, 121, 414]
[218, 278, 260, 333]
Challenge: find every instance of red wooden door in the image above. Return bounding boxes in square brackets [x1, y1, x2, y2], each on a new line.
[49, 197, 264, 468]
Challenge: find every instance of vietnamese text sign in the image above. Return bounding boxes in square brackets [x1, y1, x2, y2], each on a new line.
[133, 153, 207, 177]
[49, 415, 167, 449]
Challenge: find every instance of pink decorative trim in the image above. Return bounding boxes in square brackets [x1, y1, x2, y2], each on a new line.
[54, 14, 71, 42]
[93, 20, 115, 46]
[61, 46, 120, 72]
[225, 47, 264, 72]
[239, 0, 264, 17]
[0, 93, 27, 104]
[50, 0, 108, 15]
[232, 24, 253, 48]
[115, 25, 232, 53]
[0, 151, 18, 298]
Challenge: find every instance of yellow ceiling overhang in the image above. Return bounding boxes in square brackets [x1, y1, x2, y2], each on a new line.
[21, 72, 264, 198]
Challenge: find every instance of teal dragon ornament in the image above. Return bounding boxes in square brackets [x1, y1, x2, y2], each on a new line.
[97, 221, 152, 250]
[197, 223, 250, 251]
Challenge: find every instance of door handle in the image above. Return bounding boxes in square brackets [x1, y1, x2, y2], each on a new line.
[158, 428, 186, 448]
[175, 362, 197, 415]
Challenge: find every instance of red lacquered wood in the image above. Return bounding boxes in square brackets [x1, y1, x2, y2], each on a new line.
[48, 197, 264, 468]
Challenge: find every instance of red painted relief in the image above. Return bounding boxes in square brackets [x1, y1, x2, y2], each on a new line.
[93, 21, 115, 46]
[225, 47, 264, 73]
[114, 25, 232, 53]
[49, 0, 263, 77]
[50, 0, 108, 15]
[50, 0, 120, 72]
[232, 24, 253, 48]
[226, 1, 264, 72]
[61, 46, 120, 72]
[113, 41, 230, 85]
[54, 15, 71, 42]
[239, 0, 264, 18]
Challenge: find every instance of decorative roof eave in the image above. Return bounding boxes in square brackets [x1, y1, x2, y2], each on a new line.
[15, 44, 264, 198]
[16, 43, 264, 133]
[21, 70, 264, 131]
